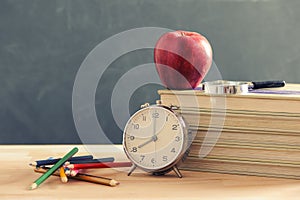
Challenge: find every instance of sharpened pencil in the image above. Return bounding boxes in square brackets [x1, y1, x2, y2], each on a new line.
[68, 157, 115, 164]
[66, 162, 132, 170]
[29, 147, 78, 190]
[59, 167, 68, 183]
[29, 155, 93, 167]
[34, 167, 120, 187]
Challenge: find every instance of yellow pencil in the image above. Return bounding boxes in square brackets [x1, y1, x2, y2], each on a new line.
[59, 167, 68, 183]
[34, 167, 120, 187]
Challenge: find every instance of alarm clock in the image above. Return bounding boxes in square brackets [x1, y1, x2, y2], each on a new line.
[123, 102, 190, 178]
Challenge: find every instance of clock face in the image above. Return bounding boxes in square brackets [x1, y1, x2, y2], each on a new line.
[123, 106, 185, 171]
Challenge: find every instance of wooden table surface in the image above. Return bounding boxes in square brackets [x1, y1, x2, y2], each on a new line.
[1, 145, 300, 200]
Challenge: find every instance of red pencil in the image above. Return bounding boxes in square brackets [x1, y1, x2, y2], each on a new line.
[66, 162, 132, 170]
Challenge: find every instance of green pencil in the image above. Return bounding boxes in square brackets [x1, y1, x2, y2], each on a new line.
[29, 147, 79, 190]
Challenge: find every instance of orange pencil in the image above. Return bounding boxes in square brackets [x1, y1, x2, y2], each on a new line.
[34, 167, 119, 187]
[66, 162, 132, 170]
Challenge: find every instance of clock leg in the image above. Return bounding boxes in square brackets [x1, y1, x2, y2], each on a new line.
[127, 164, 137, 176]
[173, 165, 183, 178]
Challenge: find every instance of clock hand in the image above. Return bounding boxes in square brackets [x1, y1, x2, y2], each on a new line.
[153, 112, 157, 137]
[138, 135, 158, 148]
[153, 111, 157, 166]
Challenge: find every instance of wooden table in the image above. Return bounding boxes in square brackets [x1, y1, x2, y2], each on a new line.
[1, 145, 300, 199]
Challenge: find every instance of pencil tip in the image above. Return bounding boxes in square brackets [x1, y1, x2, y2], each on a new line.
[29, 162, 37, 166]
[29, 183, 38, 190]
[110, 180, 120, 186]
[61, 177, 68, 183]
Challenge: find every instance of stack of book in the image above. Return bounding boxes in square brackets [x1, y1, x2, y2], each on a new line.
[158, 83, 300, 179]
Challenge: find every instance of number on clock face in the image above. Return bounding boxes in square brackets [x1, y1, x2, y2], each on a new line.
[123, 106, 184, 170]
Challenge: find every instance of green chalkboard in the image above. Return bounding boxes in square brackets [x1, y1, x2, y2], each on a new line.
[0, 0, 299, 144]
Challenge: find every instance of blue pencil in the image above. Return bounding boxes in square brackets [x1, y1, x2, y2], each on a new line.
[29, 155, 93, 167]
[68, 157, 115, 164]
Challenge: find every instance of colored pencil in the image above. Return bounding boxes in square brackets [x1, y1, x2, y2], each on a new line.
[29, 155, 93, 167]
[59, 167, 68, 183]
[34, 167, 119, 187]
[68, 157, 115, 164]
[66, 162, 132, 170]
[68, 169, 80, 177]
[29, 147, 78, 190]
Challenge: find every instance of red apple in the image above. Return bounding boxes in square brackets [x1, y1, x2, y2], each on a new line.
[154, 30, 212, 89]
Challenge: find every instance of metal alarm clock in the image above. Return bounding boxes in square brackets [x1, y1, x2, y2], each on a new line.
[123, 101, 190, 178]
